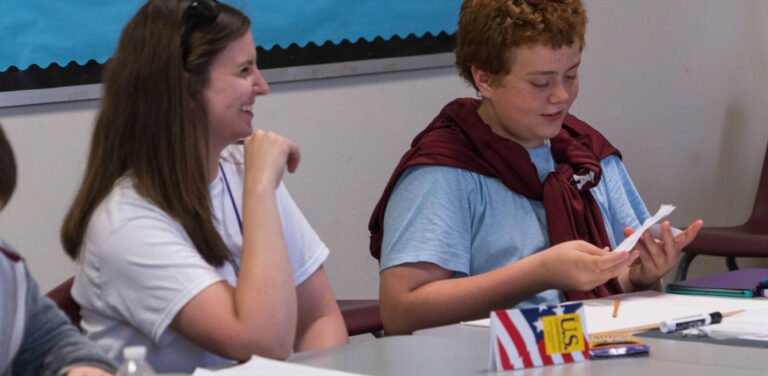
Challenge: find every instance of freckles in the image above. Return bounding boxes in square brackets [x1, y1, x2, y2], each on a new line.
[566, 90, 579, 105]
[570, 80, 580, 94]
[521, 92, 544, 106]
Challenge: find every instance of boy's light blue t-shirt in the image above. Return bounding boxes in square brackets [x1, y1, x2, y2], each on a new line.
[380, 143, 650, 308]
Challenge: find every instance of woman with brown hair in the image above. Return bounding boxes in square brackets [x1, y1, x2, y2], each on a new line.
[60, 0, 347, 372]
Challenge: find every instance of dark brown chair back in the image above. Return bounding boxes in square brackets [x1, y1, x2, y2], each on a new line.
[45, 276, 81, 326]
[675, 141, 768, 281]
[747, 142, 768, 228]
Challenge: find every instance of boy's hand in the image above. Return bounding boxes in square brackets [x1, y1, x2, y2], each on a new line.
[539, 240, 639, 292]
[625, 219, 703, 290]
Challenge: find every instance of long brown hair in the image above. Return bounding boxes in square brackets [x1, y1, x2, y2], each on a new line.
[61, 0, 250, 266]
[0, 124, 17, 208]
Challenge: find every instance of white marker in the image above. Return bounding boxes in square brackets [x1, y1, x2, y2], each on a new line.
[659, 312, 723, 333]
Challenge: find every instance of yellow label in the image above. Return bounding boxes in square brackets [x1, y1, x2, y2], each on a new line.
[542, 313, 586, 355]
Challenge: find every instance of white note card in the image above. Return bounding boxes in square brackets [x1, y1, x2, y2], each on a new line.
[701, 306, 768, 341]
[193, 355, 364, 376]
[614, 204, 676, 253]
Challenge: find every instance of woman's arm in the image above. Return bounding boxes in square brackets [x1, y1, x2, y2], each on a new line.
[171, 131, 302, 361]
[294, 266, 349, 351]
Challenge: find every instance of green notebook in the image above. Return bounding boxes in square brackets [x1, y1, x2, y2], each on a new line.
[666, 268, 768, 298]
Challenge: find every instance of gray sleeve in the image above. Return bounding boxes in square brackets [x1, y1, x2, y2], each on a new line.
[11, 265, 117, 376]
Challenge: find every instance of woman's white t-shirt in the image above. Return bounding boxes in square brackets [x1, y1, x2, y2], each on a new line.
[72, 146, 329, 373]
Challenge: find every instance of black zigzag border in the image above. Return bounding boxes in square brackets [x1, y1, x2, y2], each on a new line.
[0, 32, 455, 92]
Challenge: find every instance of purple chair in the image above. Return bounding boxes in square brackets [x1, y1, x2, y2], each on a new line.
[674, 141, 768, 281]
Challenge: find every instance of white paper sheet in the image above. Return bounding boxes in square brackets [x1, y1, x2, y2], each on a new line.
[581, 291, 768, 334]
[463, 291, 768, 335]
[463, 318, 491, 327]
[700, 305, 768, 341]
[614, 204, 677, 253]
[193, 355, 365, 376]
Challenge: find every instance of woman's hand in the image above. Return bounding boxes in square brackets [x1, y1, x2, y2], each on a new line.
[625, 219, 703, 290]
[242, 130, 300, 191]
[537, 240, 639, 292]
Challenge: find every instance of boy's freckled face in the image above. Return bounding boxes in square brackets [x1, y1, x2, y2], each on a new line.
[477, 44, 582, 148]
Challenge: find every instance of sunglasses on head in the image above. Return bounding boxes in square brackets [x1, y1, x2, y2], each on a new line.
[180, 0, 221, 61]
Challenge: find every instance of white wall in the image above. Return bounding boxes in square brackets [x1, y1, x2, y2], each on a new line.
[1, 0, 767, 298]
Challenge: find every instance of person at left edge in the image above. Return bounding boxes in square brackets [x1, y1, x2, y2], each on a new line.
[59, 0, 348, 373]
[0, 124, 116, 376]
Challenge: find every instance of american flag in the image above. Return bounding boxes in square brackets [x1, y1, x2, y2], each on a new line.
[490, 303, 591, 370]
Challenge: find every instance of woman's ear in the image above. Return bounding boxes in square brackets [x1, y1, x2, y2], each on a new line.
[471, 65, 493, 98]
[184, 72, 200, 104]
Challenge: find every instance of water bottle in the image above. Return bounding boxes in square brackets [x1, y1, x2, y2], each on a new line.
[116, 346, 157, 376]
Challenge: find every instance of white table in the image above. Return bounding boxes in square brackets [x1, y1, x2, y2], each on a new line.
[288, 323, 768, 375]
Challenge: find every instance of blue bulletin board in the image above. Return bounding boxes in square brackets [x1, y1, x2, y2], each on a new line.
[0, 0, 460, 107]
